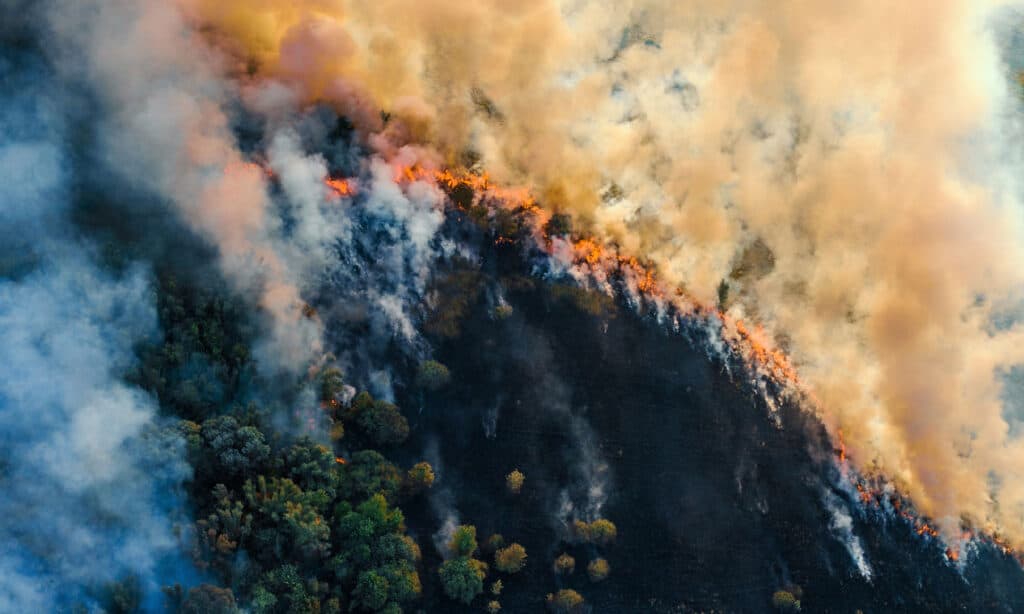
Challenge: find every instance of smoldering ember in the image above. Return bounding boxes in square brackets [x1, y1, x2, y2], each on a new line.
[5, 1, 1024, 612]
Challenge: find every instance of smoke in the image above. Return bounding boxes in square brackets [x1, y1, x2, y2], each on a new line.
[822, 490, 873, 581]
[46, 0, 323, 373]
[423, 438, 462, 558]
[175, 0, 1024, 548]
[0, 41, 191, 610]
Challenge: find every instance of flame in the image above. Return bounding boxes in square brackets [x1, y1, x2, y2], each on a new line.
[334, 456, 346, 465]
[325, 177, 354, 198]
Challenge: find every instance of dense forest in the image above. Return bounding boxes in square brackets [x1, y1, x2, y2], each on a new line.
[81, 175, 629, 613]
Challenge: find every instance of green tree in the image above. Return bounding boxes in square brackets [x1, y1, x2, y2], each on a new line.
[415, 360, 451, 390]
[353, 570, 389, 611]
[331, 494, 422, 608]
[250, 565, 316, 614]
[199, 415, 271, 478]
[338, 450, 403, 502]
[405, 462, 435, 494]
[356, 400, 410, 446]
[180, 584, 239, 614]
[494, 543, 527, 574]
[104, 575, 141, 614]
[244, 476, 331, 562]
[194, 484, 251, 572]
[439, 556, 487, 604]
[282, 438, 341, 498]
[448, 525, 479, 557]
[319, 367, 346, 403]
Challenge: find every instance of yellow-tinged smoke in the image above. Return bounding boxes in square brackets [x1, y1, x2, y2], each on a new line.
[179, 0, 1024, 547]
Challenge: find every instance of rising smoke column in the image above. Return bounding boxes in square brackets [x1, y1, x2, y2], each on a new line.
[0, 30, 192, 610]
[175, 0, 1024, 549]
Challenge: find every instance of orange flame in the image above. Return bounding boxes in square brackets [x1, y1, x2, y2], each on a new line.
[325, 177, 354, 198]
[334, 456, 346, 465]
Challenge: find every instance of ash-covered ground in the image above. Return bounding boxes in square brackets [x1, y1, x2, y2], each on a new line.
[388, 241, 1024, 613]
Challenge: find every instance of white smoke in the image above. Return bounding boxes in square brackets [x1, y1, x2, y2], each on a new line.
[0, 43, 191, 609]
[822, 490, 873, 581]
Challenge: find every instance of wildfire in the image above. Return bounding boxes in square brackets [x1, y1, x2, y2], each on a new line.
[414, 166, 1024, 567]
[574, 238, 604, 265]
[325, 177, 354, 198]
[334, 456, 346, 465]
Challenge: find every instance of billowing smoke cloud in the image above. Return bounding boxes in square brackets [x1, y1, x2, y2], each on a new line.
[175, 0, 1024, 548]
[47, 0, 323, 372]
[0, 42, 191, 610]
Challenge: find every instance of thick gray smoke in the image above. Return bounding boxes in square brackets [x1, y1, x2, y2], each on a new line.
[0, 41, 192, 610]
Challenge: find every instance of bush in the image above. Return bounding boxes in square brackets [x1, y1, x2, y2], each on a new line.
[490, 580, 503, 595]
[546, 589, 585, 613]
[485, 533, 505, 553]
[493, 304, 513, 320]
[439, 556, 487, 604]
[416, 360, 451, 390]
[486, 601, 502, 613]
[573, 518, 617, 545]
[586, 558, 610, 582]
[553, 553, 575, 575]
[772, 590, 801, 611]
[506, 469, 524, 495]
[405, 461, 435, 493]
[494, 543, 527, 574]
[588, 519, 617, 545]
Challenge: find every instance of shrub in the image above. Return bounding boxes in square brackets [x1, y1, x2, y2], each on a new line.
[588, 519, 617, 545]
[573, 518, 617, 545]
[494, 543, 527, 574]
[553, 553, 575, 575]
[506, 469, 525, 495]
[546, 589, 585, 613]
[405, 462, 435, 493]
[493, 304, 514, 320]
[587, 558, 610, 582]
[772, 590, 801, 611]
[485, 533, 505, 553]
[487, 600, 502, 613]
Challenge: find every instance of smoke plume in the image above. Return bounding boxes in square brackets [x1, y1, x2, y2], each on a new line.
[174, 0, 1024, 548]
[0, 36, 191, 609]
